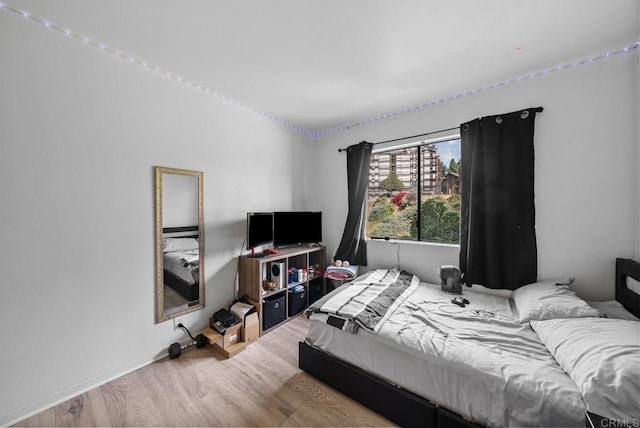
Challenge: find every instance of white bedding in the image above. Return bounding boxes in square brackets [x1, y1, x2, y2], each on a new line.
[588, 300, 640, 321]
[531, 317, 640, 420]
[163, 249, 198, 284]
[307, 281, 587, 427]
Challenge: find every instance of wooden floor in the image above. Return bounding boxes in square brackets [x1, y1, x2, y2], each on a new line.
[15, 316, 393, 427]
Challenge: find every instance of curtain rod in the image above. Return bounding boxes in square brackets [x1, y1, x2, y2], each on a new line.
[338, 106, 543, 152]
[338, 126, 459, 152]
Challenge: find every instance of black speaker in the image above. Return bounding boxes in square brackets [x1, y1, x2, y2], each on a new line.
[270, 262, 286, 289]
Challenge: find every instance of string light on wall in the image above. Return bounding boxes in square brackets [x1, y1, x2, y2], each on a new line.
[1, 1, 638, 140]
[0, 1, 316, 138]
[314, 41, 640, 139]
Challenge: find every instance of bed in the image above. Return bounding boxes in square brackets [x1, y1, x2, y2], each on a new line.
[299, 258, 640, 427]
[162, 228, 200, 301]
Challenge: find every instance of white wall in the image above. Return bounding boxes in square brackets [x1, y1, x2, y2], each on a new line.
[0, 14, 311, 425]
[312, 49, 639, 299]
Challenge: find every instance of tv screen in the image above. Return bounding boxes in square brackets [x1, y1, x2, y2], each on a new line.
[246, 212, 273, 250]
[273, 211, 322, 247]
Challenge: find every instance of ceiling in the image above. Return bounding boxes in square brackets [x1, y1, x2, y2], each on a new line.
[5, 0, 639, 137]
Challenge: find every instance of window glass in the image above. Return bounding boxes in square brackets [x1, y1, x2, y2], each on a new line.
[367, 138, 461, 244]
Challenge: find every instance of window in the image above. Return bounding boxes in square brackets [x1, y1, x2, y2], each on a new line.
[366, 137, 461, 244]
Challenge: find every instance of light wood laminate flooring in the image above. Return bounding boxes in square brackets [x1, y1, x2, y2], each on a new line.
[15, 316, 392, 427]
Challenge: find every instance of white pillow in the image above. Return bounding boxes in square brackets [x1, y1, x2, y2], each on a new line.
[511, 279, 602, 323]
[587, 300, 640, 322]
[162, 237, 199, 253]
[531, 317, 640, 420]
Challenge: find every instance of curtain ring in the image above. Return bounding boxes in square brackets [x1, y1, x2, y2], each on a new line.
[496, 116, 503, 124]
[520, 110, 530, 119]
[462, 123, 469, 131]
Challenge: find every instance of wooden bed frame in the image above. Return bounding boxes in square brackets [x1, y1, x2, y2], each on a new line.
[299, 258, 640, 428]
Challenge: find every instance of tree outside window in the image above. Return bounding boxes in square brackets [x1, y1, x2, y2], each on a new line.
[367, 138, 461, 244]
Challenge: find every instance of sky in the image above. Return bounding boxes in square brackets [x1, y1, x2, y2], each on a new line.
[435, 138, 461, 166]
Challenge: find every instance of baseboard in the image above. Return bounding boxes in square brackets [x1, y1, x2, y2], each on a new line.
[0, 349, 167, 426]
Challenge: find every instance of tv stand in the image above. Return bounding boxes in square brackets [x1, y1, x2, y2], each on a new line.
[273, 242, 322, 251]
[239, 245, 326, 335]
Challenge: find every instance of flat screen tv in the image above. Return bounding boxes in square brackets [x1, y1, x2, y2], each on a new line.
[246, 212, 273, 251]
[273, 211, 322, 247]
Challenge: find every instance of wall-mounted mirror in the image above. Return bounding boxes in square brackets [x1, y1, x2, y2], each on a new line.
[155, 166, 204, 323]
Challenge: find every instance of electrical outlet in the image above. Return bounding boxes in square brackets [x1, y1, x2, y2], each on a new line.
[174, 316, 186, 330]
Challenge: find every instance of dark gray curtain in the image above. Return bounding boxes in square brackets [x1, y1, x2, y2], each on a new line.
[335, 141, 373, 266]
[459, 107, 542, 290]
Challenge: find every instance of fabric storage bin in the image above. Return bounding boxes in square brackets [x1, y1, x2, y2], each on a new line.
[308, 278, 324, 305]
[288, 286, 307, 317]
[262, 293, 285, 330]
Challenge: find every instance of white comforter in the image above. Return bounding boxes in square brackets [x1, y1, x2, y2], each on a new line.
[309, 279, 587, 426]
[163, 249, 199, 284]
[386, 284, 586, 426]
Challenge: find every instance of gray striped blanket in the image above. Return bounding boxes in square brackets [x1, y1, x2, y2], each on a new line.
[305, 269, 420, 334]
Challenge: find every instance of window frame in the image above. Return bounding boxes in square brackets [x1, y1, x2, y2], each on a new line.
[367, 133, 461, 246]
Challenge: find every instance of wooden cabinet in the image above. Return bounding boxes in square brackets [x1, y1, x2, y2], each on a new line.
[239, 245, 326, 335]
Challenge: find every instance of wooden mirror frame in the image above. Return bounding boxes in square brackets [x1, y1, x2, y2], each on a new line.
[154, 166, 205, 323]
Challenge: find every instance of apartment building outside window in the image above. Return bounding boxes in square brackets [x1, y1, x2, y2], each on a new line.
[367, 137, 461, 244]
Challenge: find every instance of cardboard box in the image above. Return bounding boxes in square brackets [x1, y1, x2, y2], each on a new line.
[200, 327, 222, 345]
[248, 298, 261, 323]
[241, 312, 259, 345]
[213, 340, 246, 359]
[202, 326, 245, 359]
[215, 322, 241, 349]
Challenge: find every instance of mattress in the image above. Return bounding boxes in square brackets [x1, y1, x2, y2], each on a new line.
[163, 249, 198, 285]
[306, 282, 587, 427]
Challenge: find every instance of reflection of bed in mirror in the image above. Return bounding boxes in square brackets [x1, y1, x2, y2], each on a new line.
[154, 166, 204, 323]
[162, 226, 200, 305]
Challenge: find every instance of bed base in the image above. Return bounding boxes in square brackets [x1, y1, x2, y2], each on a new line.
[163, 269, 199, 301]
[298, 341, 479, 428]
